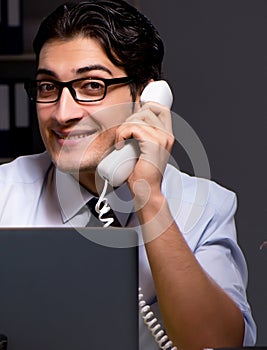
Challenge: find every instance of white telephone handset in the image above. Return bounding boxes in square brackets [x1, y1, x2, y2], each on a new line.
[96, 80, 173, 187]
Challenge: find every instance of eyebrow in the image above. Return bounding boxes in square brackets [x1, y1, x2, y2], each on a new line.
[35, 65, 113, 78]
[77, 65, 112, 75]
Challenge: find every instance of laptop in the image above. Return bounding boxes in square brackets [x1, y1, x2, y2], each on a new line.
[0, 227, 139, 350]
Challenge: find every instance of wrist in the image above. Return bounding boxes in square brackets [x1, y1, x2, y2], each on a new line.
[129, 178, 163, 211]
[135, 194, 175, 243]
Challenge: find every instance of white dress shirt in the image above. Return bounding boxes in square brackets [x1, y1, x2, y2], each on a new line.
[0, 152, 256, 349]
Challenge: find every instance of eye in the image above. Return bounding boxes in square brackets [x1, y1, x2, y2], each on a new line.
[87, 81, 104, 90]
[37, 81, 57, 94]
[79, 79, 105, 96]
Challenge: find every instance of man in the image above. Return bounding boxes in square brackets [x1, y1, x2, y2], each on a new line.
[0, 1, 256, 349]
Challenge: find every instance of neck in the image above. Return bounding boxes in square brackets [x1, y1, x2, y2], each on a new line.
[74, 171, 105, 197]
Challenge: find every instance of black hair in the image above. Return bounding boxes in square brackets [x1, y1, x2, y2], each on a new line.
[33, 0, 164, 99]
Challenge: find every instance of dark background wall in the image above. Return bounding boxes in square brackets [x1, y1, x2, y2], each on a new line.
[3, 0, 267, 344]
[139, 0, 267, 344]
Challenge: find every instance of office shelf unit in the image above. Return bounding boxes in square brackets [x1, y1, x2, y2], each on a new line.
[0, 54, 44, 163]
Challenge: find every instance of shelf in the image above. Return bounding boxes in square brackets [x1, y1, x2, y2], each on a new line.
[0, 53, 35, 61]
[0, 55, 35, 79]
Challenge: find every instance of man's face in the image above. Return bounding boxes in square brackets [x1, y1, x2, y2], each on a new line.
[36, 36, 135, 175]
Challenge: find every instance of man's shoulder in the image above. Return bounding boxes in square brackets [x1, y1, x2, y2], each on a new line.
[0, 152, 52, 184]
[163, 164, 236, 208]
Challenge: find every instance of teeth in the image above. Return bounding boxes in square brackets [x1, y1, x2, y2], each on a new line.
[61, 133, 89, 140]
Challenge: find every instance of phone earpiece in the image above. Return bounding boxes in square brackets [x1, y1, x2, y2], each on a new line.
[140, 80, 173, 107]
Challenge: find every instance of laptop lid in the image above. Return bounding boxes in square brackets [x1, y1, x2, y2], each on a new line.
[0, 227, 139, 350]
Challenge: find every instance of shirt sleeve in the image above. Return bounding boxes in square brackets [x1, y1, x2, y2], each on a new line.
[194, 190, 257, 346]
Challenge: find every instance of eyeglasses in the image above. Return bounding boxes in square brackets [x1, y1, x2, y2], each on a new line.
[24, 76, 133, 103]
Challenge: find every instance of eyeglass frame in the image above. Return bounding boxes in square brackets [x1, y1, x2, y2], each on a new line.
[24, 76, 133, 103]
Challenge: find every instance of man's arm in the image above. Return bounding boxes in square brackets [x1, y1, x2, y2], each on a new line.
[116, 101, 246, 350]
[136, 193, 244, 350]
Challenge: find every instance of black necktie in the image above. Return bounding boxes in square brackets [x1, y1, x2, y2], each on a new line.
[87, 197, 122, 227]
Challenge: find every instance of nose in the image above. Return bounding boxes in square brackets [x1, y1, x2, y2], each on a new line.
[54, 86, 84, 125]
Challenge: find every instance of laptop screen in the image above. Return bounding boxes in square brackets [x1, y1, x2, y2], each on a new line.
[0, 227, 139, 350]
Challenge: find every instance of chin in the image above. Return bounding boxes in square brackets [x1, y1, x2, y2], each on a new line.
[48, 137, 114, 173]
[53, 152, 99, 174]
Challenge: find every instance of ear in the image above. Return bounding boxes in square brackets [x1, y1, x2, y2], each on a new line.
[137, 79, 155, 103]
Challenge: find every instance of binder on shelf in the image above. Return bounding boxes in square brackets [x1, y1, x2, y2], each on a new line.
[0, 0, 2, 25]
[0, 83, 10, 131]
[7, 0, 20, 26]
[0, 79, 31, 159]
[0, 0, 23, 54]
[0, 82, 11, 159]
[14, 82, 29, 128]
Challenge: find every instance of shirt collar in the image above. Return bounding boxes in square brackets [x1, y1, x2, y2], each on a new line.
[54, 167, 134, 226]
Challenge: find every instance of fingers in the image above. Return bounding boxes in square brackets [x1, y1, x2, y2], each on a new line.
[128, 101, 173, 132]
[115, 101, 173, 147]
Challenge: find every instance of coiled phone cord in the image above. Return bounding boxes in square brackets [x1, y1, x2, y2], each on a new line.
[138, 287, 177, 350]
[95, 179, 177, 350]
[95, 179, 114, 227]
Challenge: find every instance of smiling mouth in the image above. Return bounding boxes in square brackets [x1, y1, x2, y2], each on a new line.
[60, 133, 90, 140]
[54, 130, 96, 140]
